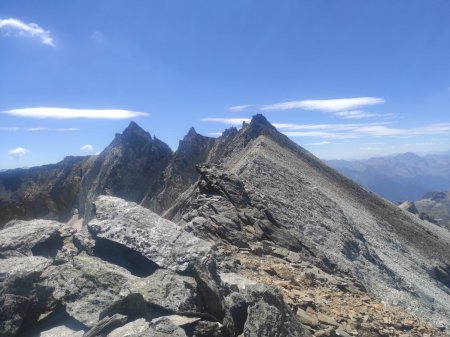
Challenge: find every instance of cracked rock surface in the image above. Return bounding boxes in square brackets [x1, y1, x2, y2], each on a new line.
[0, 197, 307, 337]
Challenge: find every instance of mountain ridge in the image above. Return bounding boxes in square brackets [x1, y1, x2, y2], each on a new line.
[1, 115, 450, 336]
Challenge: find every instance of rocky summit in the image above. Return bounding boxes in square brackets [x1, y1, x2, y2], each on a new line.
[1, 114, 450, 337]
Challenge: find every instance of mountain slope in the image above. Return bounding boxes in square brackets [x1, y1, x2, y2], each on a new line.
[167, 115, 450, 329]
[0, 115, 449, 334]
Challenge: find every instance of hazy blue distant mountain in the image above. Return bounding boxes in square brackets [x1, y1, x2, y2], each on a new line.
[327, 152, 450, 202]
[415, 191, 450, 229]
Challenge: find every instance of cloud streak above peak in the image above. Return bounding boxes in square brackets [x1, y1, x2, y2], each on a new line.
[3, 107, 149, 119]
[0, 18, 54, 46]
[228, 104, 253, 112]
[261, 97, 385, 112]
[200, 117, 251, 125]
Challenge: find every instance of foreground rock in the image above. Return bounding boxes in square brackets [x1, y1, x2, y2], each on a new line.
[0, 256, 53, 336]
[2, 115, 450, 334]
[0, 220, 63, 258]
[0, 197, 308, 337]
[88, 196, 214, 273]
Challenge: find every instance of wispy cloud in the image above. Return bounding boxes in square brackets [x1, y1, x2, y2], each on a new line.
[28, 127, 47, 131]
[0, 127, 20, 131]
[200, 118, 251, 125]
[208, 132, 223, 137]
[81, 144, 94, 153]
[57, 128, 80, 131]
[3, 107, 148, 119]
[228, 104, 253, 112]
[9, 147, 29, 159]
[261, 97, 385, 112]
[276, 122, 450, 139]
[0, 18, 54, 46]
[273, 122, 389, 131]
[0, 126, 80, 132]
[307, 141, 331, 146]
[333, 110, 392, 119]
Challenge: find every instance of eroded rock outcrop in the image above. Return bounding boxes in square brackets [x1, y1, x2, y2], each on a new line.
[0, 196, 307, 337]
[2, 115, 450, 336]
[78, 122, 173, 221]
[0, 156, 92, 228]
[88, 196, 213, 273]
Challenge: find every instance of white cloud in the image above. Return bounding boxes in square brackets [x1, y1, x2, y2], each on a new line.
[28, 127, 48, 131]
[333, 110, 392, 119]
[0, 127, 20, 131]
[81, 144, 94, 153]
[57, 128, 80, 131]
[278, 122, 450, 139]
[274, 122, 390, 131]
[9, 147, 29, 159]
[208, 132, 223, 137]
[283, 131, 359, 139]
[200, 118, 251, 125]
[3, 107, 148, 119]
[307, 141, 331, 146]
[0, 18, 54, 46]
[228, 105, 253, 112]
[261, 97, 385, 112]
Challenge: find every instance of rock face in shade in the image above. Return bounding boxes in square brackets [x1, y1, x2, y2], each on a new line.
[1, 114, 450, 336]
[78, 122, 173, 220]
[0, 156, 92, 228]
[143, 127, 215, 213]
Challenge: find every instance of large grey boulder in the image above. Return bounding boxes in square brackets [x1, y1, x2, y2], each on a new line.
[88, 196, 214, 273]
[0, 220, 63, 258]
[43, 252, 202, 327]
[219, 273, 308, 337]
[0, 256, 53, 337]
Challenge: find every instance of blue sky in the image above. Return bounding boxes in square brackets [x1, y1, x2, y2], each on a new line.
[1, 0, 450, 169]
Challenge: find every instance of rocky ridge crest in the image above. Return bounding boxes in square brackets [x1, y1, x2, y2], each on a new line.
[0, 114, 450, 336]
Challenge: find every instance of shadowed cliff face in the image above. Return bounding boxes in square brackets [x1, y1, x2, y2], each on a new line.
[142, 127, 215, 213]
[77, 121, 173, 221]
[0, 156, 93, 228]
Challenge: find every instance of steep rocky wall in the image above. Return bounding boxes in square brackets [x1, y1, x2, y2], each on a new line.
[0, 156, 93, 228]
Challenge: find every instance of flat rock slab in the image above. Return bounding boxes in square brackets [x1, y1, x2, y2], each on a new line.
[88, 196, 213, 273]
[0, 256, 52, 282]
[42, 253, 202, 327]
[0, 220, 63, 258]
[39, 325, 84, 337]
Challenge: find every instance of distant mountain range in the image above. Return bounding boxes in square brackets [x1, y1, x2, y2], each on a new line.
[415, 191, 450, 228]
[327, 152, 450, 202]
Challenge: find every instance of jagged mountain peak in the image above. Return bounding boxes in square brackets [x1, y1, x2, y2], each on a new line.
[186, 126, 198, 137]
[243, 114, 277, 136]
[120, 120, 152, 141]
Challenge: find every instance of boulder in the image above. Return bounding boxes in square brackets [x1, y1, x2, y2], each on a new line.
[0, 220, 63, 258]
[88, 196, 213, 273]
[42, 253, 203, 327]
[0, 256, 53, 337]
